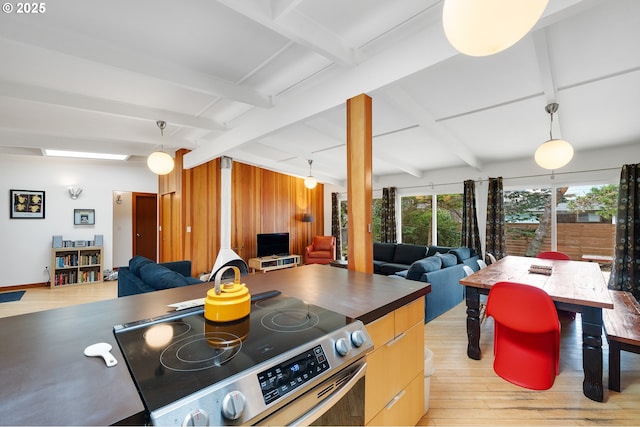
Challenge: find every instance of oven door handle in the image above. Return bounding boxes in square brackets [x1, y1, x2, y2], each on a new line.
[288, 362, 367, 427]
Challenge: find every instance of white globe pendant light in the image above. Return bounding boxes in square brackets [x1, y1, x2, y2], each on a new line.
[147, 151, 175, 175]
[535, 103, 574, 170]
[443, 0, 549, 56]
[304, 159, 317, 189]
[147, 120, 175, 175]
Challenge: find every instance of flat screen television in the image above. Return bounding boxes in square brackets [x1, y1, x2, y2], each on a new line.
[257, 232, 290, 258]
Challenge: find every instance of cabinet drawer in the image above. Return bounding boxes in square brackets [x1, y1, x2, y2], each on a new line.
[394, 297, 424, 332]
[364, 322, 424, 422]
[366, 311, 394, 349]
[366, 372, 424, 426]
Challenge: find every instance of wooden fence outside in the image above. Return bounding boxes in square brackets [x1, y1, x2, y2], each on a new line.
[505, 223, 616, 261]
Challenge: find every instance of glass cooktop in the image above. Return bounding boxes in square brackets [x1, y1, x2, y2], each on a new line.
[113, 294, 349, 412]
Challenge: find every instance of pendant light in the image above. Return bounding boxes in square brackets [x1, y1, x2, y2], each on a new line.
[535, 103, 574, 170]
[304, 159, 317, 189]
[442, 0, 548, 57]
[147, 120, 175, 175]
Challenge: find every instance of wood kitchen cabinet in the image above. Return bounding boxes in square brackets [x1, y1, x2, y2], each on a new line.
[364, 297, 425, 425]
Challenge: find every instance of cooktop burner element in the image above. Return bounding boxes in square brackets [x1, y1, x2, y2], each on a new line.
[114, 293, 372, 426]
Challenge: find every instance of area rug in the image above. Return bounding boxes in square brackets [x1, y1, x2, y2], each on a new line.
[0, 290, 25, 303]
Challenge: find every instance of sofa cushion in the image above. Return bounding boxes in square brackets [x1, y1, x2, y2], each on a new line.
[129, 255, 154, 276]
[373, 242, 397, 263]
[406, 256, 442, 281]
[435, 252, 458, 268]
[449, 247, 471, 263]
[380, 263, 415, 276]
[393, 244, 428, 265]
[427, 245, 453, 256]
[139, 262, 189, 290]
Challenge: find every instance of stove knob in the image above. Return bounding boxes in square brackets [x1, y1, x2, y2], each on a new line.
[182, 409, 209, 427]
[351, 330, 366, 348]
[221, 390, 246, 420]
[335, 337, 350, 356]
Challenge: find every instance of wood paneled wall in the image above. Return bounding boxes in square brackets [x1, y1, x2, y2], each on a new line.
[159, 151, 324, 276]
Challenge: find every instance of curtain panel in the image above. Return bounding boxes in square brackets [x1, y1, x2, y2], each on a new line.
[462, 180, 482, 256]
[609, 163, 640, 301]
[381, 187, 397, 243]
[331, 192, 341, 257]
[485, 177, 507, 261]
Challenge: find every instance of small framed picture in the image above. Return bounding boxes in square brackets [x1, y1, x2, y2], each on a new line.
[74, 209, 95, 225]
[10, 189, 45, 219]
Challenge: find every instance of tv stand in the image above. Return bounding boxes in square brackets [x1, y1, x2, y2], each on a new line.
[248, 254, 300, 273]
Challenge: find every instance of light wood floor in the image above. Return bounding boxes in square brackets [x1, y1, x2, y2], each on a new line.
[2, 283, 639, 425]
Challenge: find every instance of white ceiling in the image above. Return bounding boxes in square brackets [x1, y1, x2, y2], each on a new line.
[1, 0, 639, 186]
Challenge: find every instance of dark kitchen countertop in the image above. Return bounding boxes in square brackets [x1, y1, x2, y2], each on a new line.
[0, 264, 430, 426]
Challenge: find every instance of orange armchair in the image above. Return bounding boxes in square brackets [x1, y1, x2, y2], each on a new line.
[305, 236, 336, 265]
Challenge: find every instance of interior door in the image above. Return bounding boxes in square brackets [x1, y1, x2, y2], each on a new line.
[133, 192, 157, 261]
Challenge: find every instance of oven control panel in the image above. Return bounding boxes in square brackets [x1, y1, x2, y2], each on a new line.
[257, 345, 329, 405]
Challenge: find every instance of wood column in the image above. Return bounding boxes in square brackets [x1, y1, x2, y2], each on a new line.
[346, 94, 373, 273]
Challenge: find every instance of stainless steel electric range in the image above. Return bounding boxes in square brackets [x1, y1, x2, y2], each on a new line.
[113, 292, 372, 426]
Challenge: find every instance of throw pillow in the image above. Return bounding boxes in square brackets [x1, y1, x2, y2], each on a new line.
[436, 252, 458, 268]
[449, 247, 471, 263]
[139, 263, 189, 290]
[406, 256, 442, 281]
[129, 255, 153, 276]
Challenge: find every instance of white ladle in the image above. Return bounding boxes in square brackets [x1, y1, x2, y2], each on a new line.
[84, 342, 118, 367]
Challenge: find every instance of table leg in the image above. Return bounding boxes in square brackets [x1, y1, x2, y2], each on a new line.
[581, 306, 604, 402]
[466, 286, 481, 360]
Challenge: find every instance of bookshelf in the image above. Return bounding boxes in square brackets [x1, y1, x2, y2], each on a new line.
[51, 246, 103, 288]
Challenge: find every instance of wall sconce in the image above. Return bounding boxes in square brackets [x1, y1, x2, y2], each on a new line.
[68, 187, 83, 200]
[115, 193, 123, 204]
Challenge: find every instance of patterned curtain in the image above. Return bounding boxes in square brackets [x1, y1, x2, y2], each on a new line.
[462, 180, 481, 255]
[331, 192, 341, 257]
[609, 163, 640, 301]
[485, 177, 506, 261]
[381, 187, 397, 243]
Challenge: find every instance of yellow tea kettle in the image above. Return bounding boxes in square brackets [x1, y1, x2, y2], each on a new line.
[204, 265, 251, 322]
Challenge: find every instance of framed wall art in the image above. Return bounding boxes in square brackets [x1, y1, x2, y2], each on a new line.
[74, 209, 95, 225]
[10, 189, 45, 219]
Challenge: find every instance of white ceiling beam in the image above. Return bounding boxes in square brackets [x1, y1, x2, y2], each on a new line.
[184, 24, 459, 169]
[0, 20, 272, 108]
[0, 128, 186, 156]
[0, 80, 227, 132]
[377, 86, 482, 171]
[269, 0, 304, 20]
[217, 0, 356, 66]
[531, 29, 565, 139]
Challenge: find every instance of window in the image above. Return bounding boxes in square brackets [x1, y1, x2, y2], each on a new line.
[399, 193, 463, 246]
[400, 195, 433, 245]
[436, 194, 463, 247]
[503, 183, 617, 260]
[503, 188, 552, 256]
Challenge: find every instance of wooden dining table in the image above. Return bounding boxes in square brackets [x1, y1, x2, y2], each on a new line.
[459, 255, 614, 402]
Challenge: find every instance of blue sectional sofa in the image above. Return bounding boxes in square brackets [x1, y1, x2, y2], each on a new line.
[389, 246, 480, 322]
[117, 255, 204, 297]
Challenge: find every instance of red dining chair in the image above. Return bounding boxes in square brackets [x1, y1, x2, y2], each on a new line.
[485, 281, 560, 390]
[536, 251, 570, 261]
